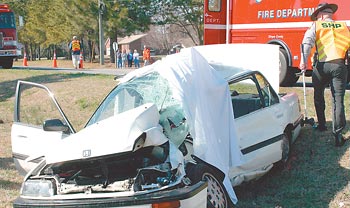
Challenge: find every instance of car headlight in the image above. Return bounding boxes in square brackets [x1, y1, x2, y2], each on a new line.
[133, 132, 146, 152]
[21, 179, 55, 197]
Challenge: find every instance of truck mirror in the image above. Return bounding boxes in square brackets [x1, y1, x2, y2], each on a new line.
[19, 16, 24, 27]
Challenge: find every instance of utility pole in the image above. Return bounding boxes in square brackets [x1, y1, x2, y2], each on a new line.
[98, 0, 105, 65]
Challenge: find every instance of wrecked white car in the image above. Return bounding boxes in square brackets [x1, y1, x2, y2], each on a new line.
[11, 44, 302, 207]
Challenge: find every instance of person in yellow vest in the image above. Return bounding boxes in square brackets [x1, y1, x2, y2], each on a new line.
[69, 36, 82, 69]
[300, 2, 350, 146]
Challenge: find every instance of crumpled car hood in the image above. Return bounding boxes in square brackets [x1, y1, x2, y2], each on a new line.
[29, 103, 187, 198]
[45, 103, 168, 164]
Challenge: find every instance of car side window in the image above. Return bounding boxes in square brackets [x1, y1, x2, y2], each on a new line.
[255, 73, 279, 107]
[17, 85, 66, 127]
[229, 76, 263, 118]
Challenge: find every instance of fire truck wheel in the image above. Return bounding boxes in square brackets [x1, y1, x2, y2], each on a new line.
[279, 49, 298, 86]
[2, 58, 13, 69]
[279, 49, 289, 86]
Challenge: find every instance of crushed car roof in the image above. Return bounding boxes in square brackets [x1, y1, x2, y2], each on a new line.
[46, 44, 280, 204]
[115, 44, 280, 203]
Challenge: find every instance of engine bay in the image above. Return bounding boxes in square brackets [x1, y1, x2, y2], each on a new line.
[30, 140, 192, 196]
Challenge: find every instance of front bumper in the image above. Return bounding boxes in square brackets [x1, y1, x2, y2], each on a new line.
[0, 49, 18, 56]
[13, 181, 207, 208]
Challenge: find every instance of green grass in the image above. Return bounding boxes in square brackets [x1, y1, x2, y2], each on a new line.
[0, 69, 349, 207]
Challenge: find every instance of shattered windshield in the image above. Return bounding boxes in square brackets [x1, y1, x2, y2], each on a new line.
[86, 71, 181, 127]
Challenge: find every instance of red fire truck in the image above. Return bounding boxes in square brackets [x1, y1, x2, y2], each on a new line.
[0, 4, 20, 69]
[204, 0, 350, 86]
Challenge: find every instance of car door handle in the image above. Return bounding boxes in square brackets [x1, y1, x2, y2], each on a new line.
[275, 112, 283, 118]
[273, 109, 283, 118]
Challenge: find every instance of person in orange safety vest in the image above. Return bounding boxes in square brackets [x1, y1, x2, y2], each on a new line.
[143, 45, 151, 66]
[69, 36, 82, 69]
[300, 2, 350, 147]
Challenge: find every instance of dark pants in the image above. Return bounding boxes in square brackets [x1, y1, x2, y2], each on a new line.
[312, 60, 347, 136]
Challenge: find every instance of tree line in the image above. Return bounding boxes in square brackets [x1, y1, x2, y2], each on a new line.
[7, 0, 203, 62]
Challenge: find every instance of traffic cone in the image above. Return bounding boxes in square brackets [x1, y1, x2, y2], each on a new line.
[23, 51, 28, 66]
[53, 50, 58, 68]
[79, 52, 83, 69]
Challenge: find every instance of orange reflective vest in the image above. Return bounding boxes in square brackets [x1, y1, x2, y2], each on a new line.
[316, 21, 350, 62]
[143, 48, 150, 60]
[71, 40, 81, 52]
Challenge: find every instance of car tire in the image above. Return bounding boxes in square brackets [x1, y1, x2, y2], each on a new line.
[280, 132, 291, 163]
[186, 163, 233, 208]
[275, 131, 292, 170]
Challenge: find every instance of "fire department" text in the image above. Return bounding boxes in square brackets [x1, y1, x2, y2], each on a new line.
[258, 8, 315, 19]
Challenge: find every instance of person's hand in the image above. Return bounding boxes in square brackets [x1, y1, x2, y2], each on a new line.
[299, 63, 306, 71]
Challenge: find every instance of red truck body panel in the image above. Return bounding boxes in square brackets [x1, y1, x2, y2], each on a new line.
[0, 4, 20, 68]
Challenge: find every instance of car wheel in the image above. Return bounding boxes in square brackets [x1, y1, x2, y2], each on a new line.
[186, 163, 233, 208]
[280, 132, 291, 164]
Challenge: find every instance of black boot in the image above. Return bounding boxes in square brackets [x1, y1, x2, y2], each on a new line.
[314, 124, 327, 132]
[335, 134, 346, 147]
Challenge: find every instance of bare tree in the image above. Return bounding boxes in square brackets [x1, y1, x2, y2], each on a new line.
[153, 0, 204, 46]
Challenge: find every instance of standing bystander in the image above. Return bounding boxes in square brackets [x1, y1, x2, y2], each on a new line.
[121, 49, 127, 68]
[299, 2, 350, 146]
[117, 50, 122, 68]
[127, 49, 133, 68]
[133, 49, 140, 68]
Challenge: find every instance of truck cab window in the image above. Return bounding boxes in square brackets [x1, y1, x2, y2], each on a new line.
[0, 13, 15, 29]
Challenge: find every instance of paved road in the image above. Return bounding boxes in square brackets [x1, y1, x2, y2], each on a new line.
[294, 75, 350, 90]
[12, 66, 133, 78]
[294, 76, 313, 88]
[16, 66, 348, 90]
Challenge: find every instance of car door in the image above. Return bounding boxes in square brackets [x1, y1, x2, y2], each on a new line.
[11, 81, 74, 176]
[230, 73, 284, 169]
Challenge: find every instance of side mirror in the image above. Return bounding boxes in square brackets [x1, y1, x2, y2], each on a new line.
[43, 119, 69, 132]
[18, 15, 24, 27]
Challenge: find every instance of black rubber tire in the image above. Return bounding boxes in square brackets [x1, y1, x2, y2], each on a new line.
[288, 67, 300, 85]
[279, 49, 288, 86]
[275, 131, 292, 169]
[186, 163, 233, 208]
[2, 58, 13, 69]
[279, 49, 299, 86]
[280, 132, 291, 163]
